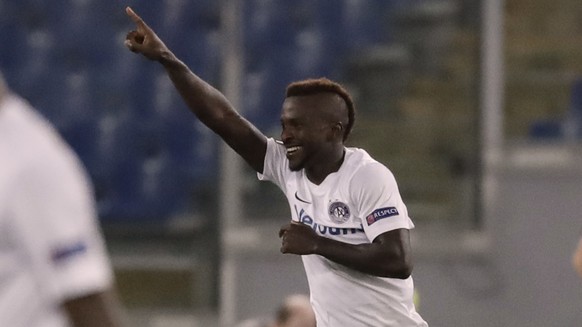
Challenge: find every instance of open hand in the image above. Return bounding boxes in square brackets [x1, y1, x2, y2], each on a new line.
[279, 221, 319, 255]
[124, 6, 169, 61]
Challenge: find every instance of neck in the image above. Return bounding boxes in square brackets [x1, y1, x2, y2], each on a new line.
[305, 147, 345, 185]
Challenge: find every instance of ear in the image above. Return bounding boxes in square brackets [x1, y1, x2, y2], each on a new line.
[331, 122, 344, 141]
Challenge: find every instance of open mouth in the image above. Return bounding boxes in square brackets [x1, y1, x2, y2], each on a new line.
[286, 146, 301, 157]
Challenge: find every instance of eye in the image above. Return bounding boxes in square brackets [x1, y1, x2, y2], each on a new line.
[290, 120, 303, 129]
[282, 119, 302, 130]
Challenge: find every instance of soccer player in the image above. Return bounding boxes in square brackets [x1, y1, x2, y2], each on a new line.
[0, 73, 125, 326]
[124, 6, 427, 326]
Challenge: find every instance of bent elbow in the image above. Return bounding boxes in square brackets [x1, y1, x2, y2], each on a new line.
[379, 262, 412, 279]
[395, 265, 413, 279]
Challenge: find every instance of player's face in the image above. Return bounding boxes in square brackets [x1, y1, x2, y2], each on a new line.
[280, 95, 337, 171]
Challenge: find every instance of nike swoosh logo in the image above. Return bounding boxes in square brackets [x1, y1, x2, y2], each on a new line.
[294, 191, 311, 204]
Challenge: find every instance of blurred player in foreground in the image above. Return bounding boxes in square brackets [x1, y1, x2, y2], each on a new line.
[124, 6, 427, 326]
[0, 73, 125, 326]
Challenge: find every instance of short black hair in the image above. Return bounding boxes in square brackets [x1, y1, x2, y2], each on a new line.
[285, 77, 355, 141]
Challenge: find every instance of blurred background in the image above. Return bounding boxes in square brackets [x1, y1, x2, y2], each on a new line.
[1, 0, 582, 326]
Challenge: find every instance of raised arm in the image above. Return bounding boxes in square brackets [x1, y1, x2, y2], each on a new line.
[124, 7, 267, 173]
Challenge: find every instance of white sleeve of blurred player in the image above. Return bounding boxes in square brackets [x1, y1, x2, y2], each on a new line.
[12, 151, 114, 302]
[5, 96, 113, 305]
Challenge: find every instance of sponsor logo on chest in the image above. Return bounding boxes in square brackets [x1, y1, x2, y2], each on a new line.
[295, 205, 364, 236]
[328, 201, 350, 224]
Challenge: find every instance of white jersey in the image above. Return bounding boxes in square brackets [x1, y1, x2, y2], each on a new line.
[0, 95, 113, 327]
[259, 138, 427, 327]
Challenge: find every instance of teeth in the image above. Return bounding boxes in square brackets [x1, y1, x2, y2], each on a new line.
[287, 146, 300, 154]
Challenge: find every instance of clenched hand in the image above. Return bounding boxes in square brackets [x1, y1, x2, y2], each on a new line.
[279, 221, 320, 255]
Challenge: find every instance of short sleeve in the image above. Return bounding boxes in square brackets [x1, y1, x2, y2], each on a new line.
[350, 162, 414, 242]
[10, 155, 113, 303]
[257, 138, 288, 190]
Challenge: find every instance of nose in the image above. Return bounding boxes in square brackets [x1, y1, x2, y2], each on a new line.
[281, 127, 292, 143]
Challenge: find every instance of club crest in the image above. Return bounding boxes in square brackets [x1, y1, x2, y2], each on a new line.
[328, 201, 350, 224]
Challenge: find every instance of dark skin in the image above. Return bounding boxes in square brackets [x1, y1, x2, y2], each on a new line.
[280, 94, 346, 181]
[63, 290, 124, 327]
[280, 223, 412, 279]
[124, 7, 412, 279]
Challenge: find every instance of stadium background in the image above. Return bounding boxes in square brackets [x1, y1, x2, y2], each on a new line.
[1, 0, 582, 326]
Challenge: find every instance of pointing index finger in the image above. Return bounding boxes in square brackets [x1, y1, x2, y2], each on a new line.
[126, 6, 145, 26]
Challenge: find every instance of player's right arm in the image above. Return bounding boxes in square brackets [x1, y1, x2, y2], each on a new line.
[63, 291, 124, 327]
[124, 7, 267, 173]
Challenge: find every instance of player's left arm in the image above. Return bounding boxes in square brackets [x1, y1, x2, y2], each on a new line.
[280, 223, 411, 278]
[280, 162, 414, 278]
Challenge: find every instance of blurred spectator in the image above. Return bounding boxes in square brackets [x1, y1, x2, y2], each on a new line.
[572, 237, 582, 279]
[236, 294, 315, 327]
[272, 294, 316, 327]
[0, 72, 125, 327]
